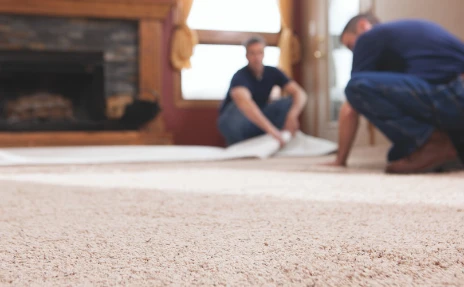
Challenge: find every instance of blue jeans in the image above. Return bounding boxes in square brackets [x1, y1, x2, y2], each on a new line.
[345, 72, 464, 162]
[217, 97, 293, 146]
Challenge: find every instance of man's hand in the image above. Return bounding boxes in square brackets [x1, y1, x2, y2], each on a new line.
[319, 102, 360, 168]
[282, 81, 307, 133]
[268, 128, 286, 147]
[283, 113, 299, 135]
[231, 86, 286, 147]
[320, 160, 347, 167]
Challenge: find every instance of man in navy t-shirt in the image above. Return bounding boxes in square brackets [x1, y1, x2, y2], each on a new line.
[217, 36, 307, 146]
[329, 13, 464, 173]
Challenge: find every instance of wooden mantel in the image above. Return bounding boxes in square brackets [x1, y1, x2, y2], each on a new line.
[0, 0, 175, 147]
[0, 0, 174, 21]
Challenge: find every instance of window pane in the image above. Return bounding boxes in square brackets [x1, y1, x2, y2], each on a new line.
[187, 0, 281, 33]
[181, 44, 280, 100]
[328, 0, 360, 121]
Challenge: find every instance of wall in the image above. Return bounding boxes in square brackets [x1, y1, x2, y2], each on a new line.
[374, 0, 464, 39]
[160, 1, 303, 146]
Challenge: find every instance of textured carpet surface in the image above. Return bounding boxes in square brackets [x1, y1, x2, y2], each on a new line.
[1, 146, 463, 286]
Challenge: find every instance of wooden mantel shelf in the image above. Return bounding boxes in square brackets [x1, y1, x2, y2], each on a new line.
[0, 130, 173, 147]
[0, 0, 176, 20]
[0, 0, 175, 147]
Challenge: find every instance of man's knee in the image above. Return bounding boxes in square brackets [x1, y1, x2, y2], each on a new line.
[218, 116, 240, 137]
[217, 117, 229, 135]
[281, 96, 294, 105]
[344, 74, 374, 108]
[282, 96, 293, 111]
[273, 97, 294, 114]
[218, 119, 239, 145]
[217, 108, 250, 144]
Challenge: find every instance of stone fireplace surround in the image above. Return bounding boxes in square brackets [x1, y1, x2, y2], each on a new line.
[0, 0, 173, 147]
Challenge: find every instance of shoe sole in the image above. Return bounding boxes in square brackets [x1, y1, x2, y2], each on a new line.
[386, 159, 463, 174]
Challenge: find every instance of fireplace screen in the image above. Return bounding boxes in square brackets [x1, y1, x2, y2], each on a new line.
[0, 50, 106, 131]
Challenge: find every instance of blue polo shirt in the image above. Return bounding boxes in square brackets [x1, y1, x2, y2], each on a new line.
[352, 19, 464, 84]
[219, 65, 290, 113]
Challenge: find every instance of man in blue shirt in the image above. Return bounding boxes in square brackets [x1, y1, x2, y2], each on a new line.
[329, 13, 464, 173]
[217, 36, 307, 146]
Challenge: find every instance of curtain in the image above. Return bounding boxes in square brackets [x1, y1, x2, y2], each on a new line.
[277, 0, 301, 78]
[170, 0, 198, 71]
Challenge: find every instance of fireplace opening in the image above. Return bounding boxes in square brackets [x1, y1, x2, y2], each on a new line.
[0, 50, 107, 131]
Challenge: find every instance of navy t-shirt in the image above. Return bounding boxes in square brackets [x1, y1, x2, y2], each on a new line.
[219, 66, 290, 113]
[352, 19, 464, 84]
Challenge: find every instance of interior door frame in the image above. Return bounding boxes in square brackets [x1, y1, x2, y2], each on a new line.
[300, 0, 375, 139]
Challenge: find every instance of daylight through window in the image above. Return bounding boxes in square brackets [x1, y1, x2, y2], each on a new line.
[181, 0, 282, 101]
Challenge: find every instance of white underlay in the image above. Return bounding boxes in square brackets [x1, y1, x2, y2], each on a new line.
[1, 168, 462, 207]
[0, 131, 337, 166]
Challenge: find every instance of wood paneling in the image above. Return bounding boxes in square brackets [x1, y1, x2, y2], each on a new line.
[78, 0, 173, 4]
[197, 30, 280, 46]
[0, 0, 174, 20]
[139, 20, 161, 101]
[0, 131, 173, 147]
[139, 20, 166, 132]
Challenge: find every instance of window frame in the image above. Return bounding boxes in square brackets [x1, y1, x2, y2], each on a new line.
[173, 6, 282, 108]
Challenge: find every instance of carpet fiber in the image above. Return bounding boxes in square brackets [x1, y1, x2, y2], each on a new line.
[1, 146, 463, 286]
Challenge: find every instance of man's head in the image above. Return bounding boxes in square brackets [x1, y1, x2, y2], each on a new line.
[244, 36, 266, 75]
[340, 12, 381, 51]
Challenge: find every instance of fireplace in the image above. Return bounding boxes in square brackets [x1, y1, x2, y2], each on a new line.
[0, 0, 174, 147]
[0, 50, 106, 131]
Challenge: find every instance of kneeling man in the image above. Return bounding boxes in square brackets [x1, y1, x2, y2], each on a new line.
[217, 36, 307, 146]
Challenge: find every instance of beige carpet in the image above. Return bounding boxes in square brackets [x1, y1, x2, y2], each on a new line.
[1, 146, 464, 286]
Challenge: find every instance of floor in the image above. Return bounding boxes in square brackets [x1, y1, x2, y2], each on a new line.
[1, 146, 463, 286]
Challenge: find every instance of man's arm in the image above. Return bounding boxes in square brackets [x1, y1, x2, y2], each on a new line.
[325, 31, 385, 166]
[280, 81, 307, 135]
[231, 86, 285, 146]
[325, 102, 360, 166]
[283, 81, 308, 119]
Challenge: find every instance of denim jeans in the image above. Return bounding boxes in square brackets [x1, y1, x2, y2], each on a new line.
[345, 72, 464, 162]
[217, 97, 293, 146]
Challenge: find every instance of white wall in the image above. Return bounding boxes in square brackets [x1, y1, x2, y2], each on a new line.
[374, 0, 464, 39]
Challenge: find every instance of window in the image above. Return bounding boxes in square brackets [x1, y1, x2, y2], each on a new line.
[328, 0, 360, 120]
[179, 0, 282, 102]
[187, 0, 281, 33]
[182, 45, 280, 100]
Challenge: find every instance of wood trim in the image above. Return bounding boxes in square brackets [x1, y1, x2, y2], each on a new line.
[173, 71, 221, 108]
[0, 0, 174, 20]
[301, 0, 377, 143]
[139, 20, 161, 101]
[77, 0, 174, 4]
[197, 30, 280, 46]
[0, 131, 173, 147]
[139, 20, 167, 131]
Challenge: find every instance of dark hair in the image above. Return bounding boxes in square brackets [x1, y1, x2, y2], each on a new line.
[243, 35, 266, 50]
[340, 12, 381, 39]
